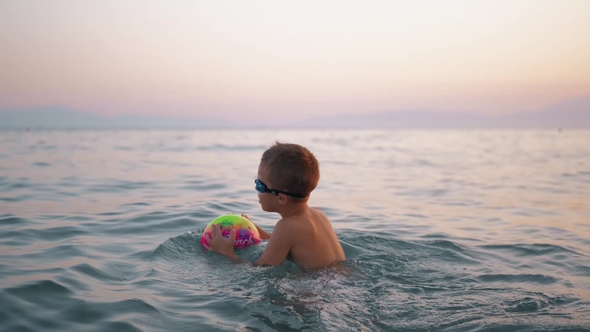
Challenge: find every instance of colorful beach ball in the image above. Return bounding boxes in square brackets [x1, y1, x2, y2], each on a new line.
[201, 214, 261, 250]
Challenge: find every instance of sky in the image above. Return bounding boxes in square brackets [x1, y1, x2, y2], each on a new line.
[1, 0, 589, 124]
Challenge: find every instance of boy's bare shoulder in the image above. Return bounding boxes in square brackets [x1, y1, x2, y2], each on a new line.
[272, 217, 301, 233]
[271, 216, 309, 244]
[277, 208, 331, 234]
[274, 211, 313, 229]
[274, 215, 303, 228]
[310, 207, 328, 218]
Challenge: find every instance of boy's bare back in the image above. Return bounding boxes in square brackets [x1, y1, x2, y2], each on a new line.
[256, 207, 345, 271]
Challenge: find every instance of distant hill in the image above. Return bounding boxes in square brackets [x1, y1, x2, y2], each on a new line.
[296, 110, 491, 129]
[0, 105, 233, 129]
[1, 96, 589, 129]
[497, 96, 590, 129]
[295, 95, 590, 129]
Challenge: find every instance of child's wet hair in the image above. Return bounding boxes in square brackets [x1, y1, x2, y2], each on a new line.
[261, 142, 320, 201]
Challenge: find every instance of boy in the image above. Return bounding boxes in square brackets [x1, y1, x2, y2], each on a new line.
[206, 142, 346, 271]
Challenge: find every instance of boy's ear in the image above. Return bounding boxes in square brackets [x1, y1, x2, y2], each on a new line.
[277, 193, 289, 205]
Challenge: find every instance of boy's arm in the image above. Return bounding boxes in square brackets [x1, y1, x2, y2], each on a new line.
[254, 223, 271, 240]
[208, 220, 293, 267]
[241, 214, 271, 240]
[254, 219, 294, 266]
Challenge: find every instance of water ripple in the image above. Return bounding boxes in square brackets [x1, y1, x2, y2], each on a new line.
[1, 129, 589, 331]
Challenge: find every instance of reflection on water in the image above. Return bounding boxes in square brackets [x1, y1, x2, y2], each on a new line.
[0, 129, 589, 331]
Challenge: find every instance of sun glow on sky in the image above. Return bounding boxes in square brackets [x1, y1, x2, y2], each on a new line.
[1, 0, 589, 121]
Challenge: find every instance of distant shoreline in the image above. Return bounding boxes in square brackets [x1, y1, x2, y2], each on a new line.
[1, 127, 587, 131]
[2, 96, 589, 129]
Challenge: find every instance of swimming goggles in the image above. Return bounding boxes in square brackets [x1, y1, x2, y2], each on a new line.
[255, 179, 307, 198]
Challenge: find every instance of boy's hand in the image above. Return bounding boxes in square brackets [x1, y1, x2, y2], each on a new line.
[207, 224, 238, 259]
[241, 214, 251, 220]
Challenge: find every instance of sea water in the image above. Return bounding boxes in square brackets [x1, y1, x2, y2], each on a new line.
[0, 129, 589, 331]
